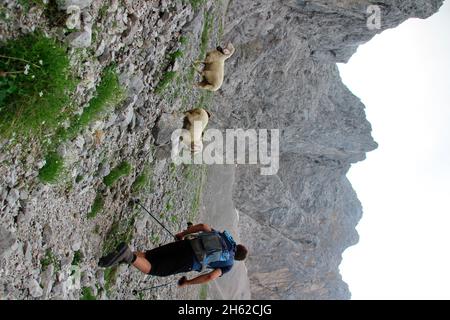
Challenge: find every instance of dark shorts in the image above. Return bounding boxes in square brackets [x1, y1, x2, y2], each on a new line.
[145, 240, 195, 277]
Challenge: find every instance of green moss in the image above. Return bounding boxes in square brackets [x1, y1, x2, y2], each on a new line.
[88, 193, 104, 218]
[103, 161, 132, 187]
[80, 287, 96, 300]
[38, 153, 64, 183]
[0, 32, 76, 141]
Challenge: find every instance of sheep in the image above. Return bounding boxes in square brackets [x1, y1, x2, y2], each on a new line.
[193, 42, 236, 92]
[179, 108, 211, 154]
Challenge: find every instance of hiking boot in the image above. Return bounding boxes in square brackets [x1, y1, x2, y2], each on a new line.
[98, 242, 134, 268]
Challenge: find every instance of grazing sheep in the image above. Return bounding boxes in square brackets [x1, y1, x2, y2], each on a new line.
[180, 108, 211, 154]
[194, 42, 235, 92]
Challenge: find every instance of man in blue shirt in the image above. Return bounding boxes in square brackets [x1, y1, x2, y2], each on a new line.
[98, 223, 248, 287]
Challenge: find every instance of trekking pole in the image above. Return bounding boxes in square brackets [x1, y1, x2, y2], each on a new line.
[132, 281, 175, 295]
[133, 199, 176, 240]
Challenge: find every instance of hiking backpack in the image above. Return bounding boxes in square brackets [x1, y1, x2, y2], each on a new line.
[189, 230, 237, 271]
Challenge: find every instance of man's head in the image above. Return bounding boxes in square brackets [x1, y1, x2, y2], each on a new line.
[234, 244, 248, 261]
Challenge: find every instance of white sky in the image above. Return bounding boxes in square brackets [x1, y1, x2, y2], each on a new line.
[338, 1, 450, 300]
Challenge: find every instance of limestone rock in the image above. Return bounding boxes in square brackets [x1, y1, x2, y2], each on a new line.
[0, 226, 16, 259]
[28, 279, 43, 298]
[66, 28, 92, 48]
[58, 0, 93, 10]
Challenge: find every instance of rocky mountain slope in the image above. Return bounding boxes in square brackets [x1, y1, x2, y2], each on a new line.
[0, 0, 444, 300]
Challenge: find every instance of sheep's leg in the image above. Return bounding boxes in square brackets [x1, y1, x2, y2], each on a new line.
[193, 65, 204, 75]
[195, 81, 217, 91]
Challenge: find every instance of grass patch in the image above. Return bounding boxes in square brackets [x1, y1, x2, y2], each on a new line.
[72, 250, 83, 266]
[103, 266, 118, 294]
[57, 65, 124, 143]
[18, 0, 45, 11]
[131, 165, 153, 193]
[180, 36, 189, 46]
[150, 232, 160, 245]
[169, 162, 177, 175]
[186, 0, 207, 10]
[168, 50, 183, 62]
[197, 91, 213, 110]
[154, 71, 177, 94]
[0, 32, 76, 141]
[165, 198, 174, 212]
[199, 284, 208, 300]
[98, 4, 108, 20]
[88, 193, 104, 218]
[103, 161, 132, 187]
[102, 215, 136, 256]
[40, 249, 61, 272]
[183, 164, 194, 180]
[199, 12, 213, 59]
[80, 287, 96, 300]
[131, 173, 147, 193]
[189, 165, 206, 221]
[38, 153, 64, 183]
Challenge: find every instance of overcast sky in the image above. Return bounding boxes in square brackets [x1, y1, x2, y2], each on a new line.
[338, 1, 450, 300]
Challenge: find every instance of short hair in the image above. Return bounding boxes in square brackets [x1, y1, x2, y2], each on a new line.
[235, 244, 248, 261]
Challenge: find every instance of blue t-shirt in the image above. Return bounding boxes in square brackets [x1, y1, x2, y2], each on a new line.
[191, 230, 234, 276]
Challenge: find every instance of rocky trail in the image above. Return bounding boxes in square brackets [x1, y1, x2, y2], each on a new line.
[0, 0, 227, 300]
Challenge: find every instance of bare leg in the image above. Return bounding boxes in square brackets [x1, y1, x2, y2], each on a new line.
[132, 251, 151, 274]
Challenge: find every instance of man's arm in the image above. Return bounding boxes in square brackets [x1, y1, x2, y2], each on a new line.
[175, 223, 212, 240]
[178, 269, 222, 287]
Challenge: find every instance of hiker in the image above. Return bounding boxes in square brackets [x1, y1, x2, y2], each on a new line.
[98, 223, 248, 287]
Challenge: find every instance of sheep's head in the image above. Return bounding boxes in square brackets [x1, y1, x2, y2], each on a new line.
[216, 42, 235, 59]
